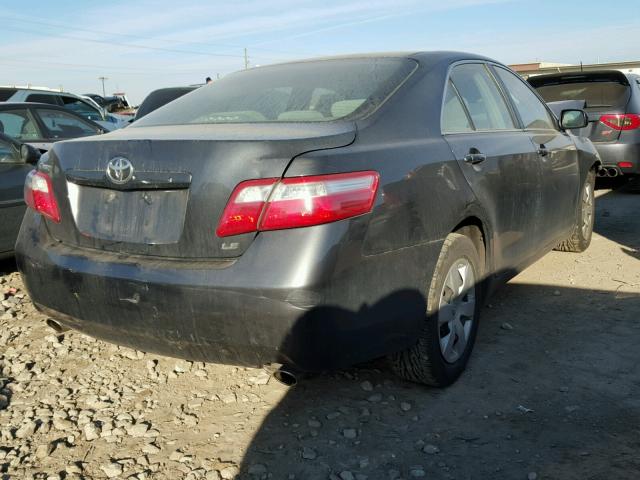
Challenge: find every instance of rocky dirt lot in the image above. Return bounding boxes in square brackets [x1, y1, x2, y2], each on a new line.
[1, 185, 639, 480]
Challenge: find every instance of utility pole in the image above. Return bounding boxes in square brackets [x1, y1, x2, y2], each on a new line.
[244, 48, 249, 70]
[98, 76, 108, 97]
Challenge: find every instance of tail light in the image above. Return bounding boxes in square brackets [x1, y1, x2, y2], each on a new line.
[24, 170, 61, 223]
[216, 171, 379, 237]
[618, 161, 633, 168]
[599, 114, 640, 131]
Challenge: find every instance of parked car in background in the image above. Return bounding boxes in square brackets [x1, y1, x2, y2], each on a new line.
[0, 86, 129, 130]
[0, 102, 104, 152]
[529, 71, 640, 180]
[80, 95, 132, 126]
[0, 133, 40, 258]
[16, 52, 599, 387]
[83, 93, 123, 111]
[134, 86, 197, 120]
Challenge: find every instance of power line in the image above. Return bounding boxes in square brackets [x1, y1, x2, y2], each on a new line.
[2, 24, 247, 59]
[0, 60, 210, 77]
[0, 56, 211, 74]
[0, 14, 306, 58]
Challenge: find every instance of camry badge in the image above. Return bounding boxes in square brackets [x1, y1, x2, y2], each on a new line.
[106, 157, 134, 185]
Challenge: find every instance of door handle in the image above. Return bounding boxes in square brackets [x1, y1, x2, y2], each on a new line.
[537, 146, 550, 157]
[464, 152, 486, 165]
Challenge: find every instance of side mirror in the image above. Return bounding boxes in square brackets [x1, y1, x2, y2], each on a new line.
[560, 109, 588, 130]
[20, 143, 42, 165]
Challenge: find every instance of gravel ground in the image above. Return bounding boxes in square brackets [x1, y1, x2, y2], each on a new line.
[1, 185, 639, 480]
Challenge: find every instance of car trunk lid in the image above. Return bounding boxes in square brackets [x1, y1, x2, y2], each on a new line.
[44, 123, 355, 258]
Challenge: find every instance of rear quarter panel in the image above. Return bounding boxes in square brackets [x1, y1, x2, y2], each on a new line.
[285, 59, 488, 310]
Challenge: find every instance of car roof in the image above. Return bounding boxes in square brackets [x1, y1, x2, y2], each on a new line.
[149, 86, 197, 93]
[252, 51, 496, 70]
[0, 86, 90, 101]
[0, 101, 69, 109]
[0, 85, 64, 92]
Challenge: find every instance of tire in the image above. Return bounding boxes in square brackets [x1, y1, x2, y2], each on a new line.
[390, 232, 482, 387]
[555, 169, 596, 253]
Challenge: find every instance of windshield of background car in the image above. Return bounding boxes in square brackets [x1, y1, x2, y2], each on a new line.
[533, 79, 630, 110]
[134, 58, 417, 126]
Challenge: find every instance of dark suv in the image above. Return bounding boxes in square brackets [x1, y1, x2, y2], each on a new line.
[529, 71, 640, 180]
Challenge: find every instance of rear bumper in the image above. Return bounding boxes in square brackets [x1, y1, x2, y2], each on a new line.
[594, 142, 640, 175]
[16, 211, 435, 371]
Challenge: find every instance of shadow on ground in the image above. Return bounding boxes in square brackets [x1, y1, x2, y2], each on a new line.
[0, 257, 17, 275]
[595, 182, 640, 260]
[236, 282, 639, 479]
[236, 185, 640, 480]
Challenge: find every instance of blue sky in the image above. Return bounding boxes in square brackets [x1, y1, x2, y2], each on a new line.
[1, 0, 639, 104]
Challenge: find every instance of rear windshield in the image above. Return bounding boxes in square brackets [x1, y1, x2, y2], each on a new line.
[135, 87, 196, 120]
[532, 79, 630, 109]
[134, 58, 416, 126]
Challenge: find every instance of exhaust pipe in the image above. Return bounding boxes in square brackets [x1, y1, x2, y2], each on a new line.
[45, 318, 69, 333]
[597, 167, 621, 178]
[272, 366, 298, 387]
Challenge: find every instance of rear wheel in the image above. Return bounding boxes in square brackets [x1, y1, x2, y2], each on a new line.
[390, 233, 482, 387]
[555, 169, 596, 252]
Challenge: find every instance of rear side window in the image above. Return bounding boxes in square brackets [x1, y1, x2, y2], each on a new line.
[0, 110, 41, 140]
[26, 93, 60, 105]
[0, 138, 19, 163]
[450, 64, 515, 131]
[134, 58, 417, 126]
[442, 81, 473, 133]
[494, 67, 555, 130]
[532, 79, 630, 109]
[0, 89, 17, 101]
[37, 109, 101, 138]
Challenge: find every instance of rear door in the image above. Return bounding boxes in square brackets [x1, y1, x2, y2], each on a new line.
[442, 62, 544, 273]
[0, 137, 30, 254]
[493, 66, 579, 244]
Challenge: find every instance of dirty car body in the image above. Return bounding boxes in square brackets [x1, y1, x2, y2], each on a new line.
[16, 52, 600, 373]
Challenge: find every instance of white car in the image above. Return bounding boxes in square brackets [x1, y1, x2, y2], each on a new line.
[0, 86, 129, 131]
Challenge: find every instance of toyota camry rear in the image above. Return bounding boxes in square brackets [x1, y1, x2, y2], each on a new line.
[16, 53, 599, 386]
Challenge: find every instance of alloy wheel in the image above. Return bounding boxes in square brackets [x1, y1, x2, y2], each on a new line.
[581, 180, 594, 238]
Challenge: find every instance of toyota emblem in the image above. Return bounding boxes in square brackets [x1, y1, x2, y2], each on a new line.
[106, 157, 134, 184]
